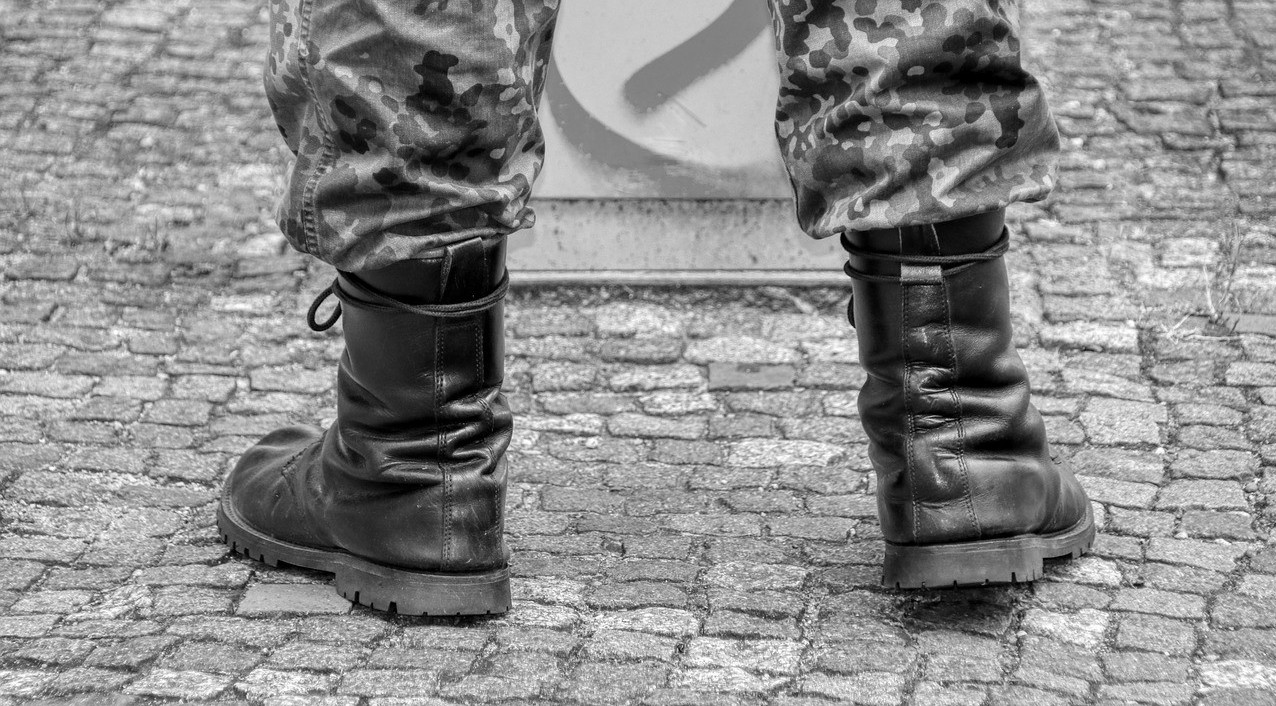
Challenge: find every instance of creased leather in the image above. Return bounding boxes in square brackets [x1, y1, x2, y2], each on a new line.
[225, 237, 511, 572]
[847, 216, 1089, 547]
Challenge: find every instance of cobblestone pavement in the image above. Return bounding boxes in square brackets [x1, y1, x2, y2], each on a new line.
[2, 0, 1276, 704]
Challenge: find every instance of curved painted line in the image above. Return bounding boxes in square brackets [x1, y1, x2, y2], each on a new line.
[622, 0, 771, 114]
[544, 3, 779, 196]
[547, 51, 773, 196]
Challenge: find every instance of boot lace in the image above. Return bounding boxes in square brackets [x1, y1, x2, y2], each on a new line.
[306, 271, 510, 332]
[839, 226, 1010, 326]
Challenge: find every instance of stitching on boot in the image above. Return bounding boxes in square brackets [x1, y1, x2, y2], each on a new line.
[474, 317, 502, 555]
[940, 274, 982, 538]
[475, 315, 484, 401]
[900, 279, 921, 543]
[278, 440, 317, 480]
[927, 222, 981, 538]
[923, 223, 979, 536]
[1043, 448, 1070, 532]
[436, 325, 453, 569]
[473, 319, 496, 467]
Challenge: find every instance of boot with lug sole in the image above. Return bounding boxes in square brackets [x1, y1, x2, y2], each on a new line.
[218, 236, 512, 615]
[842, 211, 1095, 589]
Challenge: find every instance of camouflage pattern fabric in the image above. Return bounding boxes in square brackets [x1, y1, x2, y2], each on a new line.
[765, 0, 1059, 237]
[265, 0, 559, 269]
[266, 0, 1057, 271]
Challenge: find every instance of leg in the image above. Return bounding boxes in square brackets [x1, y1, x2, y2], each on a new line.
[220, 0, 559, 615]
[266, 0, 559, 270]
[765, 0, 1059, 234]
[764, 0, 1092, 588]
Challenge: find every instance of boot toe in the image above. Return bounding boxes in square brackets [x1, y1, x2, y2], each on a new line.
[1048, 456, 1094, 534]
[222, 425, 331, 549]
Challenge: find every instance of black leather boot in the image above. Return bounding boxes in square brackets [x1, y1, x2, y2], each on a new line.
[842, 211, 1094, 589]
[218, 236, 512, 615]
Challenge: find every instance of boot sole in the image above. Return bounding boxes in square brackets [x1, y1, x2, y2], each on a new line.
[882, 506, 1096, 589]
[217, 499, 511, 617]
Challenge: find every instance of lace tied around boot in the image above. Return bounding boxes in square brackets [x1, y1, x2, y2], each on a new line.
[840, 226, 1010, 326]
[307, 271, 510, 332]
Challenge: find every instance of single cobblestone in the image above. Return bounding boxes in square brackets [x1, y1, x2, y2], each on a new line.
[124, 668, 232, 700]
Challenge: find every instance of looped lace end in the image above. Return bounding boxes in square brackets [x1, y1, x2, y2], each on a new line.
[840, 226, 1011, 284]
[304, 270, 511, 331]
[841, 226, 1011, 328]
[307, 285, 343, 332]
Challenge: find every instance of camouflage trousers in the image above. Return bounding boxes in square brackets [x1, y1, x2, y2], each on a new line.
[266, 0, 1060, 271]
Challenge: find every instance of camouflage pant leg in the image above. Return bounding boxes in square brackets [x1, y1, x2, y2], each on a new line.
[265, 0, 559, 272]
[766, 0, 1060, 236]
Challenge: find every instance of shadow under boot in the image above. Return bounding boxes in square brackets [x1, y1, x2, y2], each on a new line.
[842, 211, 1094, 589]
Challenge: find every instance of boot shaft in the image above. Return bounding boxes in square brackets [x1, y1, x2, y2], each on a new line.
[321, 235, 512, 571]
[844, 216, 1074, 546]
[333, 236, 511, 467]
